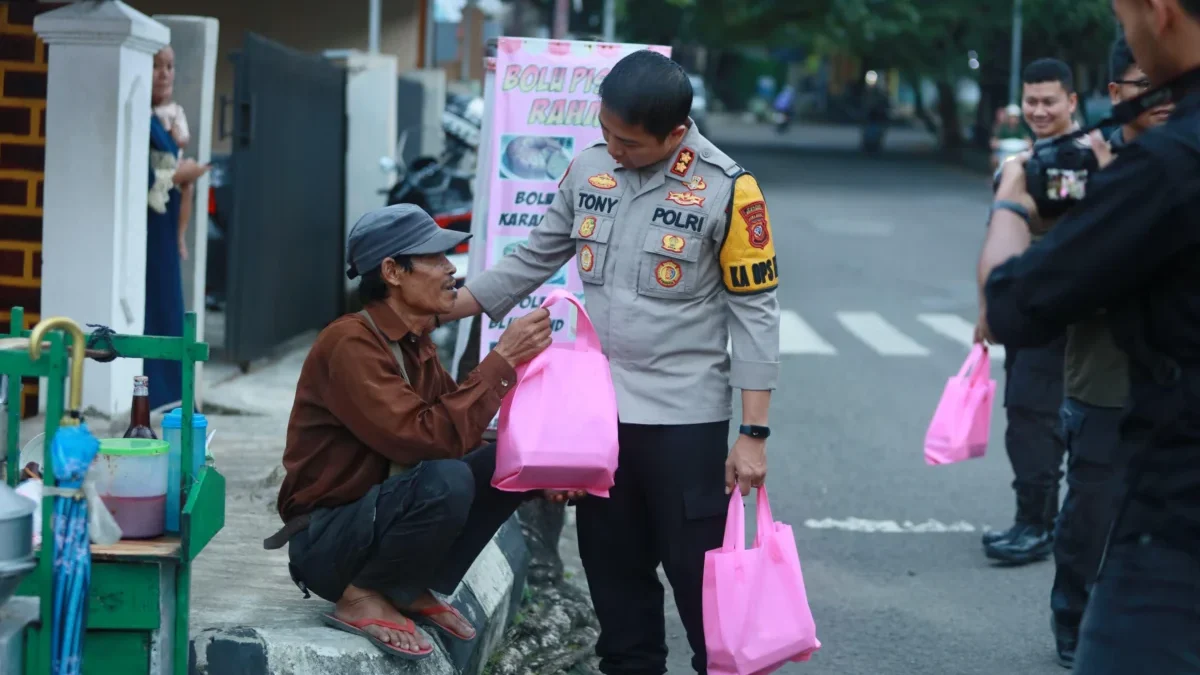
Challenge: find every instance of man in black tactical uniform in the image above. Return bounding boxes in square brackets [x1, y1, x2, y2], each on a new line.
[980, 59, 1076, 567]
[978, 0, 1200, 670]
[1046, 35, 1175, 669]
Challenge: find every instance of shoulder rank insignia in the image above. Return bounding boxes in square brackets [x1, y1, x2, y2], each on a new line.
[670, 147, 696, 177]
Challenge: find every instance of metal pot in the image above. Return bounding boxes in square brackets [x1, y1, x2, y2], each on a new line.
[0, 481, 35, 607]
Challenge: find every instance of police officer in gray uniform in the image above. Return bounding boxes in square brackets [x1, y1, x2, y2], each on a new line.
[442, 51, 781, 674]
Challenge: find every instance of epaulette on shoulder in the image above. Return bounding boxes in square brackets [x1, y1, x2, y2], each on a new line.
[697, 143, 741, 177]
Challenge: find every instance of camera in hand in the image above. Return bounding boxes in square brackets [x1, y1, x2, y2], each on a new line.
[1023, 135, 1100, 220]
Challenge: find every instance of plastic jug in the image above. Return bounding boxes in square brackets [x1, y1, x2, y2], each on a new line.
[94, 439, 169, 539]
[161, 408, 208, 533]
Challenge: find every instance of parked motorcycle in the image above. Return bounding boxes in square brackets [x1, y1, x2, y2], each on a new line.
[379, 93, 482, 264]
[773, 110, 792, 134]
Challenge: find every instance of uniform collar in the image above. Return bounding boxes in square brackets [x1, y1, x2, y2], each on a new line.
[363, 302, 438, 360]
[1172, 89, 1200, 117]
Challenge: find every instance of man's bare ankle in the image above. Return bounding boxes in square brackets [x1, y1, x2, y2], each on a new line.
[337, 585, 389, 614]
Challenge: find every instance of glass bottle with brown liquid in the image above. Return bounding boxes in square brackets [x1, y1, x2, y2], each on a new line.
[123, 375, 157, 439]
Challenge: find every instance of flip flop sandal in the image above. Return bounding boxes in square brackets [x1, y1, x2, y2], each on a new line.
[320, 613, 434, 660]
[411, 602, 477, 641]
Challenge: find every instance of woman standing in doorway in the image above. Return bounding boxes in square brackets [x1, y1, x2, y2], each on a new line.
[146, 45, 207, 409]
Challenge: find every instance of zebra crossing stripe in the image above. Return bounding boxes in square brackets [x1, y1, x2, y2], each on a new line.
[917, 313, 1006, 360]
[780, 310, 837, 355]
[835, 311, 930, 356]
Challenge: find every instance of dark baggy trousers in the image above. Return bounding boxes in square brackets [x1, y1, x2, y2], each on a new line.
[1074, 535, 1200, 673]
[1051, 399, 1126, 633]
[576, 421, 731, 675]
[1005, 406, 1066, 497]
[1003, 406, 1066, 529]
[286, 443, 531, 608]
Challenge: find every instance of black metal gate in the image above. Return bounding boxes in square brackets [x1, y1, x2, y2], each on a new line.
[226, 32, 347, 365]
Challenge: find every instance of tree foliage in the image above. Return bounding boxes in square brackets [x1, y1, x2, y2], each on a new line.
[621, 0, 833, 48]
[621, 0, 1115, 84]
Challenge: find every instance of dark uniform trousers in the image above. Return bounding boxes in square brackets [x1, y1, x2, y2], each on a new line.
[286, 444, 532, 608]
[577, 421, 731, 675]
[1051, 399, 1126, 633]
[1003, 341, 1068, 508]
[1074, 534, 1200, 673]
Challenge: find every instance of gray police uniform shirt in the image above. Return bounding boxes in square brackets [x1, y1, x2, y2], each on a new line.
[466, 124, 781, 425]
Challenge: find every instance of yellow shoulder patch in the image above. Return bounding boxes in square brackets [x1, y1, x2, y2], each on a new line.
[720, 173, 778, 294]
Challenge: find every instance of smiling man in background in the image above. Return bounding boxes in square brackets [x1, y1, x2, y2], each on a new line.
[980, 58, 1077, 567]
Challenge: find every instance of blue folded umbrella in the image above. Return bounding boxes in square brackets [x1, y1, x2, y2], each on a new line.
[49, 423, 99, 675]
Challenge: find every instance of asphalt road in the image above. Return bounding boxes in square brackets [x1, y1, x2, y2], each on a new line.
[648, 123, 1067, 675]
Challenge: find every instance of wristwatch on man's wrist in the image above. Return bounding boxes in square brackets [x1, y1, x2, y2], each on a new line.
[739, 424, 771, 440]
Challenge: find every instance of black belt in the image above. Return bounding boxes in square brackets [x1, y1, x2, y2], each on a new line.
[263, 513, 311, 550]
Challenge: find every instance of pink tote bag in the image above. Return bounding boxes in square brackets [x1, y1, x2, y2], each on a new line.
[924, 344, 996, 465]
[493, 289, 618, 497]
[704, 486, 821, 675]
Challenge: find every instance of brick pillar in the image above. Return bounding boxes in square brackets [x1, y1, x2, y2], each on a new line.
[0, 1, 61, 418]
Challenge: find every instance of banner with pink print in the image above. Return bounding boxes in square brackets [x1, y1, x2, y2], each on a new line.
[476, 37, 672, 364]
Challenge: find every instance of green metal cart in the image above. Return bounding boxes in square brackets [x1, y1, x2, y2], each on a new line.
[1, 306, 226, 675]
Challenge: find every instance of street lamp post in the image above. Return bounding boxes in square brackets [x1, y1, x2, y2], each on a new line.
[1008, 0, 1023, 105]
[603, 0, 616, 42]
[554, 0, 569, 38]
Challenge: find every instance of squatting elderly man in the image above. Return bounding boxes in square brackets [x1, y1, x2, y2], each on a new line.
[264, 204, 571, 660]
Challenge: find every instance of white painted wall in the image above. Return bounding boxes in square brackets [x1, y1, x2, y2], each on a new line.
[337, 50, 398, 270]
[154, 14, 219, 406]
[35, 1, 170, 419]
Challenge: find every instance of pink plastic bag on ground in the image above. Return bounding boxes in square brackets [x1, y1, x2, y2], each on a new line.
[924, 344, 996, 465]
[704, 486, 821, 675]
[493, 289, 618, 497]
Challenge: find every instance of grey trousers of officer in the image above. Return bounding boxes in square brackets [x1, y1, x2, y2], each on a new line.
[576, 421, 731, 675]
[1052, 399, 1126, 632]
[1074, 535, 1200, 673]
[286, 444, 531, 608]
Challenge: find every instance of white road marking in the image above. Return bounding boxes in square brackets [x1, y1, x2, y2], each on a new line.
[780, 310, 837, 355]
[917, 313, 1006, 360]
[804, 517, 978, 533]
[835, 311, 930, 356]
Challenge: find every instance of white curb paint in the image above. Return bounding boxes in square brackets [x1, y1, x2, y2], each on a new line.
[804, 517, 979, 533]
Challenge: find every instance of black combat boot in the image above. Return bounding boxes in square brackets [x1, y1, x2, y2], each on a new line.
[981, 483, 1052, 546]
[1051, 614, 1077, 668]
[984, 485, 1058, 564]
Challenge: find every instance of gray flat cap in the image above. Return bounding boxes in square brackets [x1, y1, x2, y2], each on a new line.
[345, 204, 472, 279]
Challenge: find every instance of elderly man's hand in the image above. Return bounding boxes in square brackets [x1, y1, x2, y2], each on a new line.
[495, 307, 553, 367]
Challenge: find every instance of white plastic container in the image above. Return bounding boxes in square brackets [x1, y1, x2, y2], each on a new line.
[93, 439, 169, 539]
